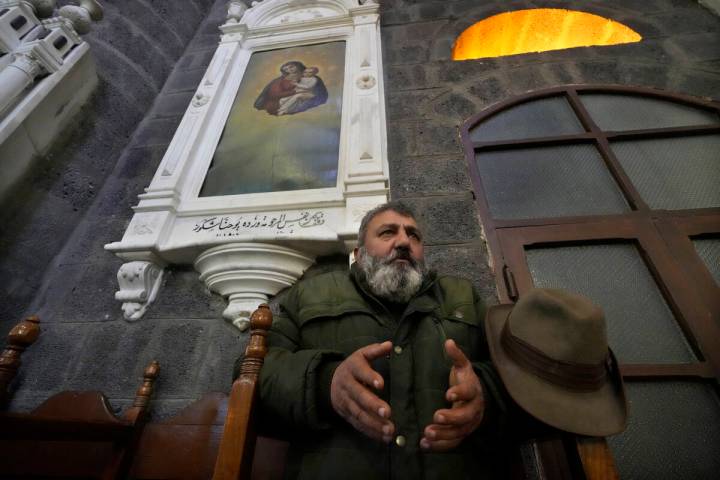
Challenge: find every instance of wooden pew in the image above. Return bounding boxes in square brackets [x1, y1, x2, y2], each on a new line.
[1, 308, 619, 479]
[129, 304, 288, 480]
[0, 316, 160, 479]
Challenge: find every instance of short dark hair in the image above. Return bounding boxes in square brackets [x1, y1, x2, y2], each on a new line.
[357, 201, 419, 247]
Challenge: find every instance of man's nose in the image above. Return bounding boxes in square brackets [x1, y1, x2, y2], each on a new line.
[395, 229, 410, 246]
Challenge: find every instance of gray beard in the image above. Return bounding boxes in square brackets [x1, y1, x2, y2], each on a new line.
[357, 247, 427, 304]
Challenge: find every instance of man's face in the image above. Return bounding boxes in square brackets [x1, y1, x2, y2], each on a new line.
[359, 210, 424, 265]
[354, 210, 427, 303]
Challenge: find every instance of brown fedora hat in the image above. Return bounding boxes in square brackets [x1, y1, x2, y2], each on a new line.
[486, 288, 627, 436]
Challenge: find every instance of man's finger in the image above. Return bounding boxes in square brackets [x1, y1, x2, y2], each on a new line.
[433, 404, 479, 426]
[420, 436, 462, 452]
[350, 342, 392, 389]
[348, 358, 385, 390]
[360, 341, 393, 361]
[347, 382, 392, 420]
[444, 339, 470, 369]
[344, 398, 394, 441]
[424, 423, 470, 442]
[446, 380, 482, 403]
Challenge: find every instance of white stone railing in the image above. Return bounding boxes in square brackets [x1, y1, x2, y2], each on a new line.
[0, 0, 102, 203]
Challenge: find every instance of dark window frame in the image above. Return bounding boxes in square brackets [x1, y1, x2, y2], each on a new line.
[461, 84, 720, 380]
[463, 84, 720, 479]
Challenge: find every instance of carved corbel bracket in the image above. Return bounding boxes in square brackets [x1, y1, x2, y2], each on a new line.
[115, 261, 164, 321]
[195, 243, 314, 331]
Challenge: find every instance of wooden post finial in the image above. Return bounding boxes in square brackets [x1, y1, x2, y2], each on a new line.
[250, 304, 273, 332]
[1, 316, 41, 403]
[122, 359, 160, 424]
[239, 304, 273, 377]
[132, 360, 160, 409]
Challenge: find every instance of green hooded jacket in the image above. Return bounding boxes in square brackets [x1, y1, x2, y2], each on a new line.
[257, 265, 512, 479]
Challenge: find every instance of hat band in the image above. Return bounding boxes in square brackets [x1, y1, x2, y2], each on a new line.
[501, 322, 609, 392]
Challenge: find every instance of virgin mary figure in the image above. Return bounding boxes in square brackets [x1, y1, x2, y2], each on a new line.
[253, 60, 328, 116]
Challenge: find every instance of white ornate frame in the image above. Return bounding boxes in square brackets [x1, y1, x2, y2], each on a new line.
[106, 0, 389, 329]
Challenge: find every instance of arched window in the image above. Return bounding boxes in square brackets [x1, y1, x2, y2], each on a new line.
[453, 9, 641, 60]
[462, 85, 720, 477]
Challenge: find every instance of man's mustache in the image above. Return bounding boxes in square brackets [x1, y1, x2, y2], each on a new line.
[382, 248, 417, 266]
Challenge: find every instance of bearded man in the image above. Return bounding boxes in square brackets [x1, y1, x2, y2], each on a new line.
[257, 202, 511, 479]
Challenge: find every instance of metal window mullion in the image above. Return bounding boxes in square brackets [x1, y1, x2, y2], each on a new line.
[471, 132, 596, 151]
[565, 89, 651, 212]
[652, 217, 720, 373]
[606, 124, 720, 141]
[636, 221, 720, 379]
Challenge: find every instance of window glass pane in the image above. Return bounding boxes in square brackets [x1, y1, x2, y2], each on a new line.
[608, 381, 720, 480]
[611, 135, 720, 210]
[693, 238, 720, 286]
[580, 93, 720, 131]
[526, 243, 696, 363]
[469, 96, 583, 142]
[476, 145, 629, 220]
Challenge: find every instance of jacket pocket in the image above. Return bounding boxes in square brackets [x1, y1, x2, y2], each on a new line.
[296, 308, 389, 355]
[435, 303, 481, 354]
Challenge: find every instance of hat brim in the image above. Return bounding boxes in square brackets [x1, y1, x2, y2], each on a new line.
[486, 304, 627, 436]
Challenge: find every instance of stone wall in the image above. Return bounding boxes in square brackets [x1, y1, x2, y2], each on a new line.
[380, 0, 720, 304]
[2, 0, 233, 415]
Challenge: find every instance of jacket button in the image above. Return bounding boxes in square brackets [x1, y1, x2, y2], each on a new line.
[394, 345, 403, 355]
[395, 435, 406, 447]
[453, 310, 464, 319]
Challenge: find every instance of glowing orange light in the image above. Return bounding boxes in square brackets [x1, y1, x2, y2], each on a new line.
[452, 9, 642, 60]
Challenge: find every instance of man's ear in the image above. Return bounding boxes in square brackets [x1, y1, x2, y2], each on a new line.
[350, 247, 361, 267]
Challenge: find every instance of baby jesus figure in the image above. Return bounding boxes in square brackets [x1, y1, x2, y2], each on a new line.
[277, 67, 320, 116]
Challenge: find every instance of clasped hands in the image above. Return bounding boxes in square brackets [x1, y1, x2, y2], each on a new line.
[329, 339, 485, 451]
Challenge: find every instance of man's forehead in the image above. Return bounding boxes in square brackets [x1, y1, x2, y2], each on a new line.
[369, 211, 420, 230]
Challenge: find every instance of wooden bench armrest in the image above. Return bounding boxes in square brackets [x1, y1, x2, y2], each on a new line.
[577, 436, 619, 480]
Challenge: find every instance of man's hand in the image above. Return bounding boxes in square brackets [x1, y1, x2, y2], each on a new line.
[420, 339, 485, 452]
[331, 341, 395, 443]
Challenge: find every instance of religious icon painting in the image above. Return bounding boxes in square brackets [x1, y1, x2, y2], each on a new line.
[200, 41, 346, 196]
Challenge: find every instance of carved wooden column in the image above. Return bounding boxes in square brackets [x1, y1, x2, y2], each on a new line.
[123, 360, 161, 422]
[213, 304, 272, 480]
